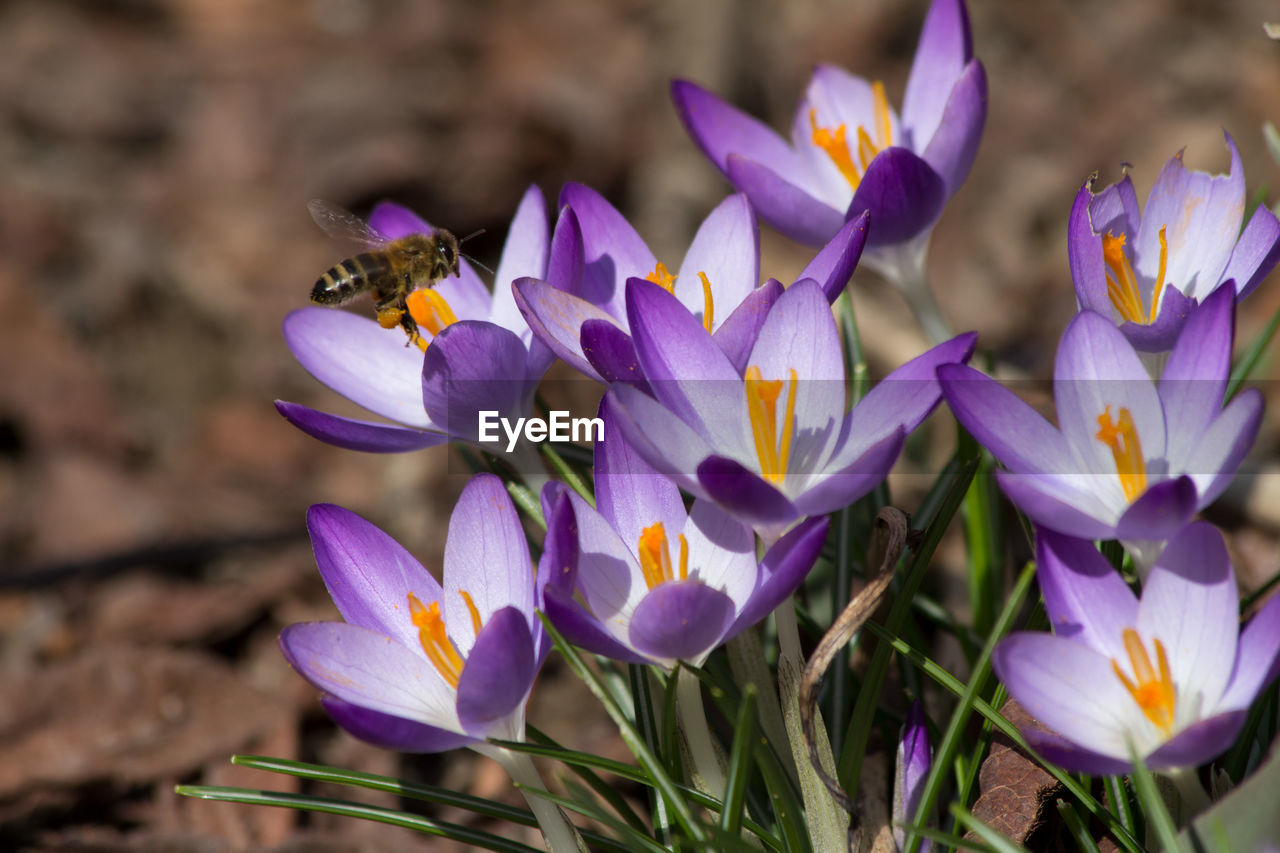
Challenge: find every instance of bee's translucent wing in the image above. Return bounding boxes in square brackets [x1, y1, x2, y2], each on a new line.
[307, 199, 391, 248]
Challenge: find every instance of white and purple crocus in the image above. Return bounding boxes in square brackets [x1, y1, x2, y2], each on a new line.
[671, 0, 986, 258]
[607, 274, 975, 539]
[276, 186, 582, 452]
[515, 182, 868, 387]
[940, 286, 1262, 573]
[538, 397, 828, 668]
[1069, 134, 1280, 353]
[994, 525, 1280, 774]
[279, 474, 548, 751]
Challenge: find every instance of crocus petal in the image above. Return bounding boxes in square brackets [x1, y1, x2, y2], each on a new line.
[283, 308, 432, 428]
[792, 427, 905, 519]
[676, 193, 760, 318]
[538, 486, 579, 599]
[561, 182, 656, 314]
[1160, 285, 1233, 462]
[368, 201, 428, 239]
[1137, 523, 1237, 709]
[1019, 728, 1133, 776]
[1113, 476, 1198, 543]
[594, 394, 687, 552]
[489, 185, 549, 335]
[561, 491, 645, 635]
[727, 516, 829, 635]
[725, 153, 848, 246]
[606, 384, 715, 493]
[1136, 134, 1245, 299]
[671, 79, 813, 187]
[696, 455, 799, 527]
[1145, 711, 1247, 770]
[513, 276, 609, 382]
[713, 279, 785, 374]
[919, 60, 987, 197]
[542, 585, 652, 664]
[1069, 179, 1109, 314]
[1118, 287, 1197, 353]
[421, 321, 532, 443]
[629, 581, 736, 663]
[1035, 528, 1137, 660]
[847, 148, 947, 246]
[306, 503, 441, 651]
[993, 632, 1137, 761]
[894, 701, 932, 853]
[900, 0, 974, 147]
[1182, 388, 1263, 506]
[799, 211, 870, 302]
[1222, 203, 1280, 300]
[994, 471, 1117, 540]
[280, 622, 460, 731]
[682, 499, 758, 607]
[939, 363, 1074, 475]
[456, 606, 535, 733]
[320, 696, 474, 753]
[1089, 175, 1141, 240]
[274, 401, 447, 453]
[580, 319, 645, 389]
[1218, 590, 1280, 711]
[442, 474, 535, 654]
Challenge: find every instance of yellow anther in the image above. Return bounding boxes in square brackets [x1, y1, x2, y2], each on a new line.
[1095, 405, 1147, 503]
[408, 592, 464, 688]
[809, 109, 861, 190]
[1102, 227, 1169, 326]
[856, 126, 879, 172]
[697, 271, 715, 333]
[407, 288, 459, 339]
[1111, 628, 1176, 734]
[745, 366, 798, 484]
[458, 589, 483, 637]
[645, 261, 677, 293]
[638, 522, 689, 589]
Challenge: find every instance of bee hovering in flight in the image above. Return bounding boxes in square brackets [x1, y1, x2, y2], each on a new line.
[307, 199, 462, 343]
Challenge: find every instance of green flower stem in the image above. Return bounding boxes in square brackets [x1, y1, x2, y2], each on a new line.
[675, 664, 727, 799]
[483, 744, 586, 853]
[726, 629, 797, 781]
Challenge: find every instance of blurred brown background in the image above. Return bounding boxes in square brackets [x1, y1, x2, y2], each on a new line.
[1, 0, 1278, 849]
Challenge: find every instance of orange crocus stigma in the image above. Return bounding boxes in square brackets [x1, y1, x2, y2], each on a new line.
[408, 592, 464, 688]
[745, 366, 798, 484]
[1111, 628, 1176, 735]
[1095, 405, 1147, 503]
[405, 288, 460, 351]
[637, 522, 689, 590]
[808, 80, 894, 192]
[697, 271, 715, 333]
[645, 262, 677, 293]
[1102, 226, 1168, 326]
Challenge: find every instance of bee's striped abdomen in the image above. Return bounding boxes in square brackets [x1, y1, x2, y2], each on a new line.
[310, 252, 388, 304]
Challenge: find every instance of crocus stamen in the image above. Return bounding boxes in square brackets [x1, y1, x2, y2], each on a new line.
[1095, 405, 1147, 502]
[745, 366, 798, 484]
[458, 589, 483, 636]
[871, 80, 892, 149]
[637, 522, 689, 589]
[697, 271, 715, 333]
[1111, 628, 1176, 734]
[406, 288, 460, 351]
[408, 592, 464, 688]
[856, 126, 879, 172]
[645, 262, 677, 293]
[809, 109, 861, 190]
[1102, 228, 1169, 326]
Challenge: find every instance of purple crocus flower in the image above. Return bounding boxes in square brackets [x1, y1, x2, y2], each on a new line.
[607, 275, 976, 539]
[1069, 134, 1280, 352]
[515, 182, 867, 385]
[939, 286, 1261, 573]
[276, 186, 583, 452]
[993, 524, 1280, 774]
[893, 701, 932, 853]
[671, 0, 986, 259]
[279, 474, 547, 751]
[538, 396, 828, 668]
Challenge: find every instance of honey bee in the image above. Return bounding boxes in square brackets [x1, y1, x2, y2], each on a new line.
[307, 199, 462, 341]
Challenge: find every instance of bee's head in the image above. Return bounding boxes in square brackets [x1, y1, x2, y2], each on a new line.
[436, 233, 460, 276]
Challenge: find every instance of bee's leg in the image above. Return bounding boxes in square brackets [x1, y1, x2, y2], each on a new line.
[375, 293, 422, 348]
